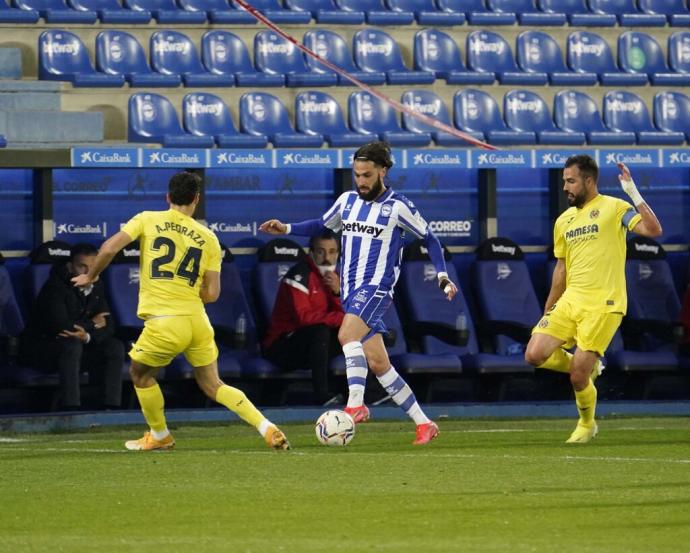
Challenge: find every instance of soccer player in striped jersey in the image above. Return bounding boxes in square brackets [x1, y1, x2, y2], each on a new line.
[525, 156, 662, 443]
[260, 141, 457, 445]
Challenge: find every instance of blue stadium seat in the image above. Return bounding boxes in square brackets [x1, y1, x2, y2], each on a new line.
[353, 29, 435, 85]
[39, 30, 125, 87]
[618, 32, 690, 87]
[639, 0, 690, 26]
[150, 31, 235, 87]
[553, 90, 636, 145]
[653, 91, 690, 141]
[124, 0, 205, 21]
[504, 89, 585, 145]
[466, 31, 548, 85]
[454, 88, 534, 145]
[178, 0, 255, 22]
[401, 89, 467, 146]
[14, 0, 96, 21]
[349, 91, 431, 146]
[254, 30, 337, 87]
[336, 0, 413, 24]
[25, 241, 72, 306]
[487, 0, 565, 25]
[604, 90, 685, 145]
[413, 29, 495, 85]
[0, 135, 6, 148]
[295, 90, 373, 146]
[285, 0, 364, 22]
[68, 0, 151, 22]
[567, 31, 647, 86]
[516, 31, 597, 86]
[240, 92, 324, 147]
[303, 29, 385, 85]
[183, 92, 268, 148]
[230, 0, 311, 22]
[537, 0, 615, 26]
[387, 0, 465, 25]
[437, 0, 515, 24]
[128, 92, 214, 147]
[201, 30, 284, 87]
[669, 32, 690, 75]
[0, 0, 39, 21]
[588, 0, 666, 25]
[96, 31, 181, 87]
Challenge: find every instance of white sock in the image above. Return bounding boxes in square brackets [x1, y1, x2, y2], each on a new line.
[377, 367, 429, 425]
[343, 341, 368, 408]
[258, 419, 272, 438]
[150, 427, 170, 440]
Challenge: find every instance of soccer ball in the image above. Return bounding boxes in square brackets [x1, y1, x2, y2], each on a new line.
[315, 409, 355, 446]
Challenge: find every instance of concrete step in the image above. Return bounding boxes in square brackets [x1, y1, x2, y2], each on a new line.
[0, 110, 103, 143]
[0, 92, 60, 111]
[0, 49, 21, 80]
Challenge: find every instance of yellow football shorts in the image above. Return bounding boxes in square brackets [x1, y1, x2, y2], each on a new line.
[531, 298, 622, 356]
[130, 312, 218, 368]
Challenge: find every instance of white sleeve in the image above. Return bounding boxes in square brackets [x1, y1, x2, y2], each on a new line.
[395, 198, 428, 239]
[320, 192, 348, 232]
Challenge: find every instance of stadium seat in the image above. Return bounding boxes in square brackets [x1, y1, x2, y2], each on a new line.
[14, 0, 96, 21]
[603, 90, 685, 145]
[353, 29, 435, 85]
[387, 0, 465, 25]
[25, 240, 72, 305]
[516, 31, 597, 86]
[618, 32, 690, 87]
[437, 0, 515, 24]
[68, 0, 151, 22]
[553, 90, 636, 145]
[38, 30, 125, 87]
[639, 0, 690, 26]
[567, 31, 647, 86]
[96, 31, 181, 87]
[239, 92, 324, 147]
[401, 89, 467, 146]
[0, 258, 24, 385]
[201, 30, 284, 87]
[183, 92, 268, 148]
[413, 29, 495, 85]
[487, 0, 565, 25]
[295, 90, 373, 146]
[128, 92, 214, 147]
[123, 0, 206, 21]
[303, 29, 386, 85]
[230, 0, 311, 22]
[454, 88, 535, 145]
[654, 91, 690, 141]
[336, 0, 413, 24]
[504, 89, 585, 145]
[0, 135, 6, 148]
[466, 31, 548, 85]
[537, 0, 615, 26]
[349, 90, 431, 146]
[150, 31, 235, 87]
[254, 30, 337, 87]
[588, 0, 666, 26]
[178, 0, 255, 22]
[668, 32, 690, 76]
[0, 0, 39, 21]
[285, 0, 364, 22]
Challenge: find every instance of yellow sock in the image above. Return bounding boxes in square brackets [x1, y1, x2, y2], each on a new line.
[216, 385, 265, 429]
[574, 379, 597, 428]
[134, 383, 167, 433]
[538, 348, 573, 374]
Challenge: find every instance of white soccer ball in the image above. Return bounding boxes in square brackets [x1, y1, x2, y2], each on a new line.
[315, 409, 355, 446]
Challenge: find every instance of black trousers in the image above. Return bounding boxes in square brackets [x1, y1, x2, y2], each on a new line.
[265, 324, 341, 403]
[32, 336, 125, 408]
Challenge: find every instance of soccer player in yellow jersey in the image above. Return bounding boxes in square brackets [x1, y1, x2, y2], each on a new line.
[525, 155, 662, 443]
[72, 172, 289, 451]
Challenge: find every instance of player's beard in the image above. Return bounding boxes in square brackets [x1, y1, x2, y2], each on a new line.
[566, 189, 587, 208]
[358, 176, 384, 201]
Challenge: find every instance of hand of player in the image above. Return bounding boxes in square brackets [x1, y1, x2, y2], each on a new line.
[617, 162, 644, 206]
[71, 274, 94, 288]
[438, 277, 458, 301]
[323, 271, 340, 295]
[91, 312, 110, 330]
[259, 219, 288, 234]
[59, 324, 88, 343]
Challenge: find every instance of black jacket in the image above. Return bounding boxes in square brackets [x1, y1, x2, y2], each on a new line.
[23, 262, 115, 345]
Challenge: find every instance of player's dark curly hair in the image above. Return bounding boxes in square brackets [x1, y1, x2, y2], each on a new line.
[353, 141, 393, 169]
[168, 171, 201, 205]
[564, 154, 599, 184]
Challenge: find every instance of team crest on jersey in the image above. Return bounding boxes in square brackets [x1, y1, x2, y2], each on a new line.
[538, 318, 549, 328]
[381, 204, 392, 217]
[589, 209, 600, 220]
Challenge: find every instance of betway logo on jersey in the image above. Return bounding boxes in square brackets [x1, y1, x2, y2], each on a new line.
[342, 221, 385, 238]
[356, 41, 393, 56]
[474, 152, 529, 167]
[602, 150, 657, 166]
[72, 148, 137, 167]
[144, 149, 205, 167]
[55, 222, 108, 237]
[569, 42, 605, 56]
[429, 220, 472, 237]
[468, 39, 504, 55]
[208, 222, 252, 233]
[411, 152, 464, 167]
[278, 151, 337, 167]
[42, 43, 78, 55]
[257, 42, 291, 55]
[634, 242, 659, 255]
[213, 150, 269, 167]
[153, 41, 189, 54]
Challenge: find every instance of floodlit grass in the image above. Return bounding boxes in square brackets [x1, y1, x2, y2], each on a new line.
[1, 417, 689, 553]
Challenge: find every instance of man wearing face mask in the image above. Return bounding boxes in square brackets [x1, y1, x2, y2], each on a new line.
[263, 229, 344, 405]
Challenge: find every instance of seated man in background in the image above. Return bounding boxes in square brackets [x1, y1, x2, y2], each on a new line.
[263, 229, 344, 404]
[21, 243, 124, 410]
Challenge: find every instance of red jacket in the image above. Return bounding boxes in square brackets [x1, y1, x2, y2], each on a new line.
[262, 257, 344, 349]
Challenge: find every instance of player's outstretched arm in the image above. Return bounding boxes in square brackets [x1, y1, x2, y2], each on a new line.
[259, 219, 288, 234]
[71, 230, 133, 288]
[618, 163, 663, 238]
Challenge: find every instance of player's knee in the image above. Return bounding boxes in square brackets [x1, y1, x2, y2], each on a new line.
[524, 344, 546, 367]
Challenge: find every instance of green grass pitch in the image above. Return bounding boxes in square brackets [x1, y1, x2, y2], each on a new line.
[1, 417, 689, 552]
